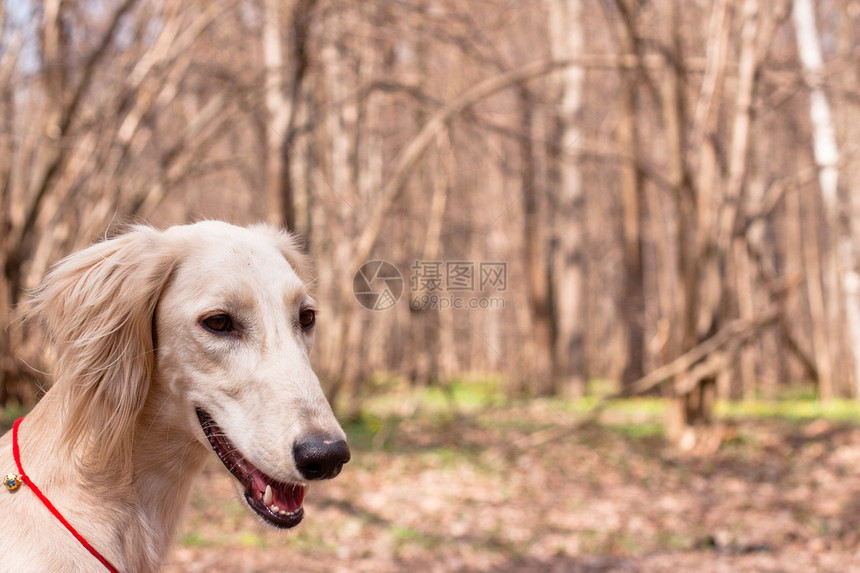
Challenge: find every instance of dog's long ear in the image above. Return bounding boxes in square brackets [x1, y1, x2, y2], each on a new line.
[25, 226, 177, 470]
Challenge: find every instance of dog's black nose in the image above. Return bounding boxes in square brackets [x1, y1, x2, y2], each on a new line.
[293, 434, 351, 480]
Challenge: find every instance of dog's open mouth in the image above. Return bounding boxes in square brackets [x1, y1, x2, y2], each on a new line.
[196, 408, 305, 529]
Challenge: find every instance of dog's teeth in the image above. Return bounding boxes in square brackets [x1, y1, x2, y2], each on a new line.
[279, 509, 287, 516]
[271, 504, 280, 513]
[263, 484, 273, 506]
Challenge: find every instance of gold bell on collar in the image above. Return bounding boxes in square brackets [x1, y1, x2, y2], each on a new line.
[3, 473, 22, 491]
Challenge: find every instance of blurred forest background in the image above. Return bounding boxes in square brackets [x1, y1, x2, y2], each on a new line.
[3, 0, 860, 448]
[8, 1, 860, 571]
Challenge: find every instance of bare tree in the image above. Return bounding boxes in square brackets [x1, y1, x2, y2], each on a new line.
[548, 0, 587, 395]
[793, 0, 859, 399]
[262, 0, 316, 231]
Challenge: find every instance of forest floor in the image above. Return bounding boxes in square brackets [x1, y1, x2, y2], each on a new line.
[150, 385, 860, 572]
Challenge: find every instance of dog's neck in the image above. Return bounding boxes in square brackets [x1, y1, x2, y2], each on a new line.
[20, 388, 208, 572]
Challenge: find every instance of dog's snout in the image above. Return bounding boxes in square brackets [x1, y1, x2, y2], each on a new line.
[293, 434, 351, 480]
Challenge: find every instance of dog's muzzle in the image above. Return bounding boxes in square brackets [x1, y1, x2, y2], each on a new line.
[195, 408, 349, 529]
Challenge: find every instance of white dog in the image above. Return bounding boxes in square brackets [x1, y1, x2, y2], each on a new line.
[0, 221, 349, 572]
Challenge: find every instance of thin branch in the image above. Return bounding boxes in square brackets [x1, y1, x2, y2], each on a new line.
[14, 0, 140, 256]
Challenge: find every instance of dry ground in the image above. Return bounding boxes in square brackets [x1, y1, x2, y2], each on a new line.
[159, 395, 860, 572]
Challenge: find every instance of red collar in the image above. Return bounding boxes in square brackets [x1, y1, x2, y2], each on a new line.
[10, 417, 120, 573]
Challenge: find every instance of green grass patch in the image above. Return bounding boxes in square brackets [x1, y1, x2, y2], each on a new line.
[655, 530, 691, 551]
[0, 403, 29, 434]
[347, 374, 507, 417]
[287, 523, 341, 554]
[429, 377, 858, 424]
[236, 532, 268, 548]
[180, 531, 211, 548]
[716, 398, 860, 422]
[390, 524, 440, 554]
[419, 377, 506, 410]
[606, 421, 665, 439]
[391, 525, 423, 542]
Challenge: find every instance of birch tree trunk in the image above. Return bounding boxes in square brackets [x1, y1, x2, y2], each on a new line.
[837, 0, 860, 398]
[793, 0, 859, 398]
[724, 0, 760, 401]
[262, 0, 288, 225]
[548, 0, 586, 395]
[262, 0, 315, 230]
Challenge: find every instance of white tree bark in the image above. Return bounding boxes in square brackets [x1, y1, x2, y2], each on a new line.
[548, 0, 586, 394]
[793, 0, 860, 397]
[793, 0, 839, 205]
[262, 0, 292, 224]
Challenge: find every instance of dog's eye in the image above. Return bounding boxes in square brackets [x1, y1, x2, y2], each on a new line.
[299, 308, 315, 330]
[202, 314, 234, 333]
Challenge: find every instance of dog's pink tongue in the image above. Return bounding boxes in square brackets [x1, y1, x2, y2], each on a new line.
[275, 483, 305, 511]
[253, 471, 305, 511]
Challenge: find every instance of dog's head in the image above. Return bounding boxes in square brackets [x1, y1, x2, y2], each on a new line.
[28, 221, 348, 529]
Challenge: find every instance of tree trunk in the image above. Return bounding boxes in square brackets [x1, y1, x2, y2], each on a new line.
[519, 84, 554, 394]
[723, 0, 760, 401]
[793, 0, 858, 398]
[656, 0, 706, 442]
[262, 0, 315, 231]
[612, 0, 646, 388]
[548, 0, 586, 395]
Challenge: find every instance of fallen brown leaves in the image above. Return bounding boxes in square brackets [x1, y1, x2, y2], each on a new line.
[164, 404, 860, 572]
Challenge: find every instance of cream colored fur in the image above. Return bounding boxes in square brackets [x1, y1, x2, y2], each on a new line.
[0, 221, 344, 572]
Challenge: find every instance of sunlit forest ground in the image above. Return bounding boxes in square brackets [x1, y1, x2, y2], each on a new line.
[51, 380, 854, 573]
[6, 384, 858, 572]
